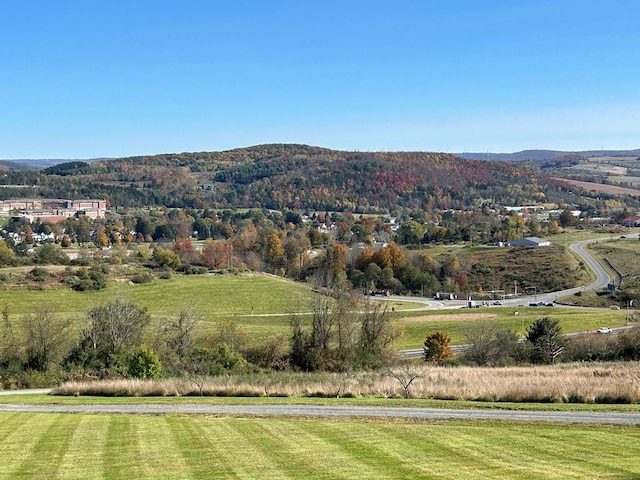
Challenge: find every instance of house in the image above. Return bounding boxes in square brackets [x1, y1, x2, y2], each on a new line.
[621, 216, 640, 227]
[510, 237, 551, 247]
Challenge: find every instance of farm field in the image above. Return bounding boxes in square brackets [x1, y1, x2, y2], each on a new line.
[0, 272, 428, 344]
[0, 273, 317, 318]
[394, 306, 629, 348]
[0, 412, 639, 479]
[546, 227, 640, 245]
[0, 268, 630, 348]
[609, 175, 640, 189]
[556, 178, 640, 196]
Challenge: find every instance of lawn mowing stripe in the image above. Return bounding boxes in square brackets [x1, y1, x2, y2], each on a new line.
[308, 420, 429, 479]
[438, 422, 640, 479]
[370, 421, 474, 479]
[104, 414, 137, 480]
[167, 415, 286, 479]
[131, 416, 192, 479]
[440, 425, 553, 479]
[165, 415, 221, 479]
[0, 413, 58, 478]
[55, 415, 108, 480]
[231, 418, 335, 479]
[11, 413, 81, 480]
[500, 424, 640, 478]
[0, 412, 32, 443]
[234, 417, 383, 480]
[209, 419, 291, 479]
[196, 417, 290, 479]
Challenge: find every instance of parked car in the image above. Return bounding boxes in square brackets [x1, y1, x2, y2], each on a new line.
[597, 327, 612, 334]
[611, 306, 621, 310]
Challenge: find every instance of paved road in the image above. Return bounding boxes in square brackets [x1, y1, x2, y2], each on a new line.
[0, 402, 639, 425]
[0, 389, 52, 396]
[391, 233, 640, 311]
[396, 234, 640, 358]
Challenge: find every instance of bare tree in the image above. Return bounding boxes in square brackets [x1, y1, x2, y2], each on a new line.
[387, 362, 427, 399]
[462, 321, 521, 366]
[310, 296, 333, 358]
[333, 292, 359, 370]
[359, 298, 399, 368]
[169, 302, 201, 359]
[85, 298, 151, 368]
[0, 304, 21, 368]
[212, 320, 248, 352]
[22, 306, 72, 372]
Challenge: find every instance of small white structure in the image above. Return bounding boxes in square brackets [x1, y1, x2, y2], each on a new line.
[510, 237, 551, 247]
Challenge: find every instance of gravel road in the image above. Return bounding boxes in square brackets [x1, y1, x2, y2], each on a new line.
[1, 402, 639, 425]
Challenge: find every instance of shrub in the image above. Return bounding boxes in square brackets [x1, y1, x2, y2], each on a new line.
[28, 267, 49, 283]
[64, 268, 106, 291]
[564, 334, 618, 362]
[131, 272, 155, 284]
[423, 332, 452, 364]
[178, 265, 209, 275]
[126, 345, 162, 379]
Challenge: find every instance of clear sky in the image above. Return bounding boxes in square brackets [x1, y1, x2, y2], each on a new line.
[1, 1, 639, 158]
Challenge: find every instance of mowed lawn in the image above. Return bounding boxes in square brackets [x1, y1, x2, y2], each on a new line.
[1, 412, 639, 479]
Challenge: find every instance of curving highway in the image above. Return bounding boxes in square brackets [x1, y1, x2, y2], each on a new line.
[396, 234, 640, 358]
[390, 234, 639, 310]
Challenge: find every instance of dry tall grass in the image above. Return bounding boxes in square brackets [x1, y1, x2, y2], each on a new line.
[54, 362, 640, 404]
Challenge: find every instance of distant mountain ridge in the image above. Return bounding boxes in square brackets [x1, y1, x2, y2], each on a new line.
[0, 143, 563, 212]
[4, 148, 638, 171]
[456, 149, 640, 162]
[0, 158, 108, 171]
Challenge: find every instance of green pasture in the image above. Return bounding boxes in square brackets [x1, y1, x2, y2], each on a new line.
[0, 269, 632, 349]
[0, 412, 639, 479]
[546, 227, 639, 245]
[0, 273, 424, 341]
[0, 273, 316, 318]
[393, 306, 631, 349]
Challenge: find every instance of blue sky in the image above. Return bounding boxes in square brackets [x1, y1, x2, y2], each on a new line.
[1, 1, 639, 158]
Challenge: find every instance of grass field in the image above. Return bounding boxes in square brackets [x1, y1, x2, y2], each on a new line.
[546, 227, 640, 245]
[590, 238, 640, 279]
[0, 412, 639, 479]
[394, 306, 630, 348]
[0, 268, 630, 348]
[0, 273, 317, 318]
[0, 273, 427, 342]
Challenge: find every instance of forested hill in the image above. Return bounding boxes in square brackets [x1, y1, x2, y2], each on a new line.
[2, 144, 559, 213]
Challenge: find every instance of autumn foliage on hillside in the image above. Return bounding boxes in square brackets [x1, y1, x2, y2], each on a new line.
[2, 144, 558, 213]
